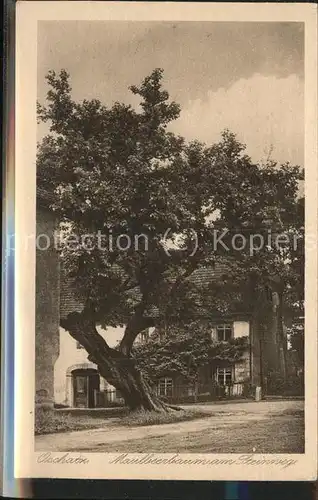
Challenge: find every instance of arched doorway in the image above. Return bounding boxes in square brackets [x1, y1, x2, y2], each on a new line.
[72, 368, 100, 408]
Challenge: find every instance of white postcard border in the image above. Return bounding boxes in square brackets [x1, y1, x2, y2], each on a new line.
[14, 1, 317, 481]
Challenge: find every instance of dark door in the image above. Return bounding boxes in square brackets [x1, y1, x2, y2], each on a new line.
[88, 373, 100, 408]
[72, 369, 100, 408]
[73, 374, 88, 408]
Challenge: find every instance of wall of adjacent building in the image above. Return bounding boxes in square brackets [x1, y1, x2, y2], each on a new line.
[54, 325, 124, 406]
[35, 207, 60, 406]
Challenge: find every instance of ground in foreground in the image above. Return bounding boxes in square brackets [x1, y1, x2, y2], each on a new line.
[35, 400, 304, 454]
[35, 406, 210, 435]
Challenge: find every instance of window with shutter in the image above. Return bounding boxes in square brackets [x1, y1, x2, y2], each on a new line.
[216, 323, 233, 341]
[216, 367, 233, 385]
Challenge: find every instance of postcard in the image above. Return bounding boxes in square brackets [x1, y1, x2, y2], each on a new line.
[13, 1, 317, 481]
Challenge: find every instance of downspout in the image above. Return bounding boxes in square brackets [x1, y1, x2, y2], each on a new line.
[259, 331, 264, 392]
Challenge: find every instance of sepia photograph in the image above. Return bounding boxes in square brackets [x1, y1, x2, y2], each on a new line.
[14, 1, 317, 481]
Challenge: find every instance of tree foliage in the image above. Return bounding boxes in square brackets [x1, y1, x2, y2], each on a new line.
[37, 68, 304, 409]
[133, 322, 248, 383]
[37, 68, 303, 342]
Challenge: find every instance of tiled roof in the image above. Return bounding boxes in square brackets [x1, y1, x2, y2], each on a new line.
[60, 271, 84, 320]
[188, 264, 230, 286]
[59, 263, 234, 320]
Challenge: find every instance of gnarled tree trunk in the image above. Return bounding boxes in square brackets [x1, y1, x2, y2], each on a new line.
[97, 356, 171, 412]
[61, 311, 178, 412]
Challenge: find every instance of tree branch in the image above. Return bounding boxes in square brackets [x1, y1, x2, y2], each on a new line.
[168, 258, 200, 298]
[60, 309, 114, 364]
[119, 258, 200, 356]
[118, 298, 155, 356]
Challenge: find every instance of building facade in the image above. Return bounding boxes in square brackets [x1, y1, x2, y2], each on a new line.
[54, 324, 124, 407]
[35, 190, 60, 407]
[53, 316, 254, 407]
[144, 319, 252, 403]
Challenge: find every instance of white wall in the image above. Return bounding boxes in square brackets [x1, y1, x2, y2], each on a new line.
[211, 321, 250, 340]
[54, 325, 125, 406]
[54, 321, 251, 404]
[233, 321, 250, 338]
[209, 321, 250, 383]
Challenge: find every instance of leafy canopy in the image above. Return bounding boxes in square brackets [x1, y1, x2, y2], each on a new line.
[37, 68, 304, 343]
[133, 322, 248, 383]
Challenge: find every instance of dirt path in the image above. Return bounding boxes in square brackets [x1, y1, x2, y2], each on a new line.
[35, 400, 304, 454]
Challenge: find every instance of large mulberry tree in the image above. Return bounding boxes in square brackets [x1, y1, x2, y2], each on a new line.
[37, 68, 303, 411]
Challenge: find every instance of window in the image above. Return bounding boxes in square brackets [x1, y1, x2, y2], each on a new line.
[158, 378, 173, 397]
[216, 324, 232, 341]
[139, 330, 149, 344]
[216, 367, 232, 385]
[76, 341, 84, 349]
[75, 376, 87, 393]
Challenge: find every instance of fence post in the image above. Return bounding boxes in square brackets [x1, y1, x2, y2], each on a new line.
[93, 389, 97, 408]
[255, 386, 262, 401]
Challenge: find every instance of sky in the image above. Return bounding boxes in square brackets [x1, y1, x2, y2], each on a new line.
[37, 21, 304, 166]
[38, 22, 304, 346]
